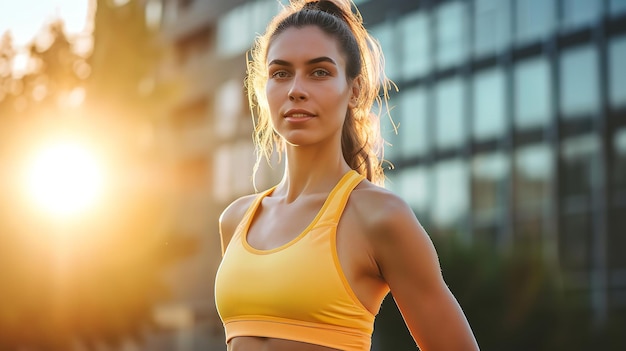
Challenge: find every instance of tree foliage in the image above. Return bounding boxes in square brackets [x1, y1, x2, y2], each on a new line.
[373, 237, 626, 350]
[0, 1, 192, 350]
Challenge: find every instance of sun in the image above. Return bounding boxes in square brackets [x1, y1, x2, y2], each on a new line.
[23, 140, 105, 219]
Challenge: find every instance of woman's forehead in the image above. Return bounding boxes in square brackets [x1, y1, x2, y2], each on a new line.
[266, 25, 345, 65]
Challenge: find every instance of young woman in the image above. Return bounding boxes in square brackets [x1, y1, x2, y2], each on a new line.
[214, 1, 479, 350]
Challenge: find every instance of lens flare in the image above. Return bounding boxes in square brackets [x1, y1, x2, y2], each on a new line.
[23, 141, 105, 219]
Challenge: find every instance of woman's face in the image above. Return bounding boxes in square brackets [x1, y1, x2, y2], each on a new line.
[265, 25, 358, 149]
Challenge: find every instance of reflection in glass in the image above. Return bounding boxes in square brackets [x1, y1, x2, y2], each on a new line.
[433, 158, 468, 230]
[473, 0, 511, 58]
[435, 76, 465, 149]
[473, 67, 506, 140]
[398, 166, 430, 216]
[609, 35, 626, 108]
[561, 134, 600, 200]
[515, 0, 556, 45]
[400, 11, 430, 78]
[399, 87, 429, 157]
[435, 1, 467, 69]
[514, 57, 552, 129]
[561, 0, 602, 30]
[560, 45, 600, 118]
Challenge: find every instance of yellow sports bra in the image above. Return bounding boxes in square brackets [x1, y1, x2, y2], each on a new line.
[214, 170, 375, 351]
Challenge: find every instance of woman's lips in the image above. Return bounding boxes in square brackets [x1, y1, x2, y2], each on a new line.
[283, 110, 316, 122]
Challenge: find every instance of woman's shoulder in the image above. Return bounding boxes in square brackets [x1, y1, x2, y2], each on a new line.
[348, 181, 419, 236]
[348, 180, 437, 279]
[220, 193, 259, 228]
[218, 193, 261, 250]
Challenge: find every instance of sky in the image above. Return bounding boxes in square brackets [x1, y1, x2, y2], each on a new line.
[0, 0, 93, 48]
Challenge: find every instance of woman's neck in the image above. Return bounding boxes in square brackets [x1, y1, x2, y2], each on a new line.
[276, 146, 351, 203]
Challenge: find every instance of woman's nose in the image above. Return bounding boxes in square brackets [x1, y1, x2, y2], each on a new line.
[288, 76, 308, 101]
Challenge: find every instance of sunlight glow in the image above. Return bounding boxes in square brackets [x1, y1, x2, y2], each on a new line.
[0, 0, 93, 47]
[24, 140, 105, 219]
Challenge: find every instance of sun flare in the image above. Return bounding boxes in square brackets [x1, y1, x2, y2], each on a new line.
[24, 140, 105, 219]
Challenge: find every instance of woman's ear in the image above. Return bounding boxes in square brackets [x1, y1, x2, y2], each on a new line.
[348, 76, 362, 109]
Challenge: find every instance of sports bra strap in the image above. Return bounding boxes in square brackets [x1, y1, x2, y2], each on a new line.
[316, 170, 365, 226]
[235, 170, 365, 237]
[223, 187, 275, 256]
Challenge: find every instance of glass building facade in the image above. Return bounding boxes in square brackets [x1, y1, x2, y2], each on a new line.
[155, 0, 626, 349]
[364, 0, 626, 325]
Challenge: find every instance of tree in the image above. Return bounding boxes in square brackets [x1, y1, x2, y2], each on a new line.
[0, 2, 192, 350]
[0, 31, 16, 122]
[85, 0, 177, 128]
[373, 236, 626, 350]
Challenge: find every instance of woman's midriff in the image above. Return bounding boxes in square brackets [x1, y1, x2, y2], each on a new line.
[227, 336, 342, 351]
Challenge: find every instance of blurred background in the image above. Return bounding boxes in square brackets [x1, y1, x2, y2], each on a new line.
[0, 0, 625, 350]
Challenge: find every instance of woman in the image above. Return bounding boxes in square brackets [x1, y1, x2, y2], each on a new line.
[214, 0, 479, 350]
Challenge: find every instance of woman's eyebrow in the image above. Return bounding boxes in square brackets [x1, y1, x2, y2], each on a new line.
[268, 56, 337, 67]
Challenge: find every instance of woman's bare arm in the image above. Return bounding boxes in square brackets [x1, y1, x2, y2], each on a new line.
[367, 193, 479, 351]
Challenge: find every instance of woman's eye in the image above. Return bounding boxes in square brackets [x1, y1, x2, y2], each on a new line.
[312, 69, 330, 77]
[271, 71, 289, 79]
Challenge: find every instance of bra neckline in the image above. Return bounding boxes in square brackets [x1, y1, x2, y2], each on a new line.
[241, 170, 359, 255]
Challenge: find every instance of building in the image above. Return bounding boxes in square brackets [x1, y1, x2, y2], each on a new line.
[151, 0, 626, 349]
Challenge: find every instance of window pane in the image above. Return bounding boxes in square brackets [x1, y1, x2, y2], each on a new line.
[473, 0, 511, 57]
[515, 143, 553, 213]
[399, 87, 429, 156]
[433, 158, 468, 231]
[371, 22, 399, 81]
[472, 151, 508, 225]
[382, 95, 401, 162]
[613, 128, 626, 192]
[561, 0, 602, 31]
[514, 57, 552, 129]
[217, 1, 278, 56]
[400, 11, 431, 78]
[385, 170, 400, 193]
[560, 45, 600, 118]
[609, 208, 626, 269]
[435, 1, 468, 69]
[610, 0, 626, 15]
[214, 80, 243, 137]
[398, 166, 430, 216]
[514, 144, 553, 251]
[515, 0, 556, 45]
[561, 134, 600, 200]
[609, 35, 626, 109]
[560, 212, 592, 270]
[214, 145, 233, 201]
[232, 141, 255, 194]
[473, 67, 506, 140]
[435, 76, 465, 149]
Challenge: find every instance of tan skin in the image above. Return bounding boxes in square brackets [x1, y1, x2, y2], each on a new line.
[219, 26, 479, 351]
